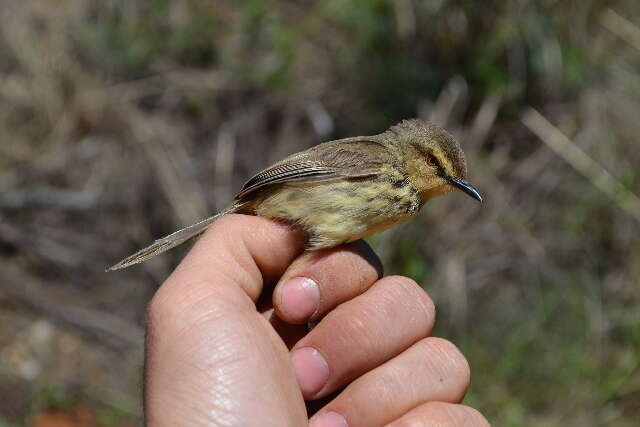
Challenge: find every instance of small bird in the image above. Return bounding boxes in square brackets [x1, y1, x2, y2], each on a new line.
[108, 119, 481, 271]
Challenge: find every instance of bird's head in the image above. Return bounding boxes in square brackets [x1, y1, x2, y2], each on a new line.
[383, 119, 482, 203]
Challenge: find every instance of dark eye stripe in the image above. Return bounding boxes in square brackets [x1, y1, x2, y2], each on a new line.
[417, 148, 440, 167]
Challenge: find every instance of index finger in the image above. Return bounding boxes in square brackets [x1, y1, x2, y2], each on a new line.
[272, 240, 383, 324]
[162, 214, 307, 304]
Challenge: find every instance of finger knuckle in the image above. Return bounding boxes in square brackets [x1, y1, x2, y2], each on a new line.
[421, 337, 471, 389]
[148, 279, 246, 333]
[212, 212, 243, 229]
[334, 308, 383, 355]
[386, 275, 436, 321]
[208, 214, 257, 245]
[146, 284, 184, 348]
[147, 280, 199, 332]
[340, 311, 371, 341]
[147, 285, 173, 325]
[385, 275, 421, 299]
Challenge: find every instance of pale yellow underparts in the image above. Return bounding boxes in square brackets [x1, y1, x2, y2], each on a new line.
[254, 178, 431, 249]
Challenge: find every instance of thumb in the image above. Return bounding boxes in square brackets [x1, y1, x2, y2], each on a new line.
[165, 213, 307, 303]
[145, 214, 308, 425]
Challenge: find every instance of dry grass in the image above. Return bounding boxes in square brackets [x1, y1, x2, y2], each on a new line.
[1, 1, 639, 425]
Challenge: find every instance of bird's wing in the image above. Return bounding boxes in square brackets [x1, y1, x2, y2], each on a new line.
[235, 137, 390, 200]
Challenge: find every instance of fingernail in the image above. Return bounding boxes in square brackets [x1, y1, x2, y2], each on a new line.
[291, 347, 329, 396]
[311, 412, 348, 427]
[280, 277, 320, 320]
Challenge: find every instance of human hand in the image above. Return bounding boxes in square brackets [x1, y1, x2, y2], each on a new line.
[144, 214, 488, 426]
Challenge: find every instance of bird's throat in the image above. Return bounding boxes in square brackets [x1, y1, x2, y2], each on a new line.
[419, 184, 453, 203]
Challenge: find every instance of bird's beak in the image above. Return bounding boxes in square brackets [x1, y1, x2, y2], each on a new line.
[446, 177, 483, 202]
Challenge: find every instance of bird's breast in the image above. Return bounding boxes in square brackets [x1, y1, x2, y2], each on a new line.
[252, 174, 421, 249]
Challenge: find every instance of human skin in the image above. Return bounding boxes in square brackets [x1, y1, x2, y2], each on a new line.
[144, 214, 489, 426]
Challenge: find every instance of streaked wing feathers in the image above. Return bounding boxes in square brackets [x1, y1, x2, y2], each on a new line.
[235, 138, 389, 200]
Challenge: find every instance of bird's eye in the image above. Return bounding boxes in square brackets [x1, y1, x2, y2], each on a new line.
[426, 155, 439, 168]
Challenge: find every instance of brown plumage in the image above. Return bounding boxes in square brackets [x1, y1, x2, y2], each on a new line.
[107, 119, 481, 271]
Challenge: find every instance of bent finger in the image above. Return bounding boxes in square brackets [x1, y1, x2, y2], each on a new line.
[159, 214, 306, 309]
[291, 276, 435, 399]
[309, 337, 471, 426]
[273, 240, 382, 324]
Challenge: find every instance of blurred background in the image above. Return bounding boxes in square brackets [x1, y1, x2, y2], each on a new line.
[1, 0, 639, 425]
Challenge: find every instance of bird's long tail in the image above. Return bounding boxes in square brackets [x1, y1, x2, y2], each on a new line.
[106, 205, 238, 271]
